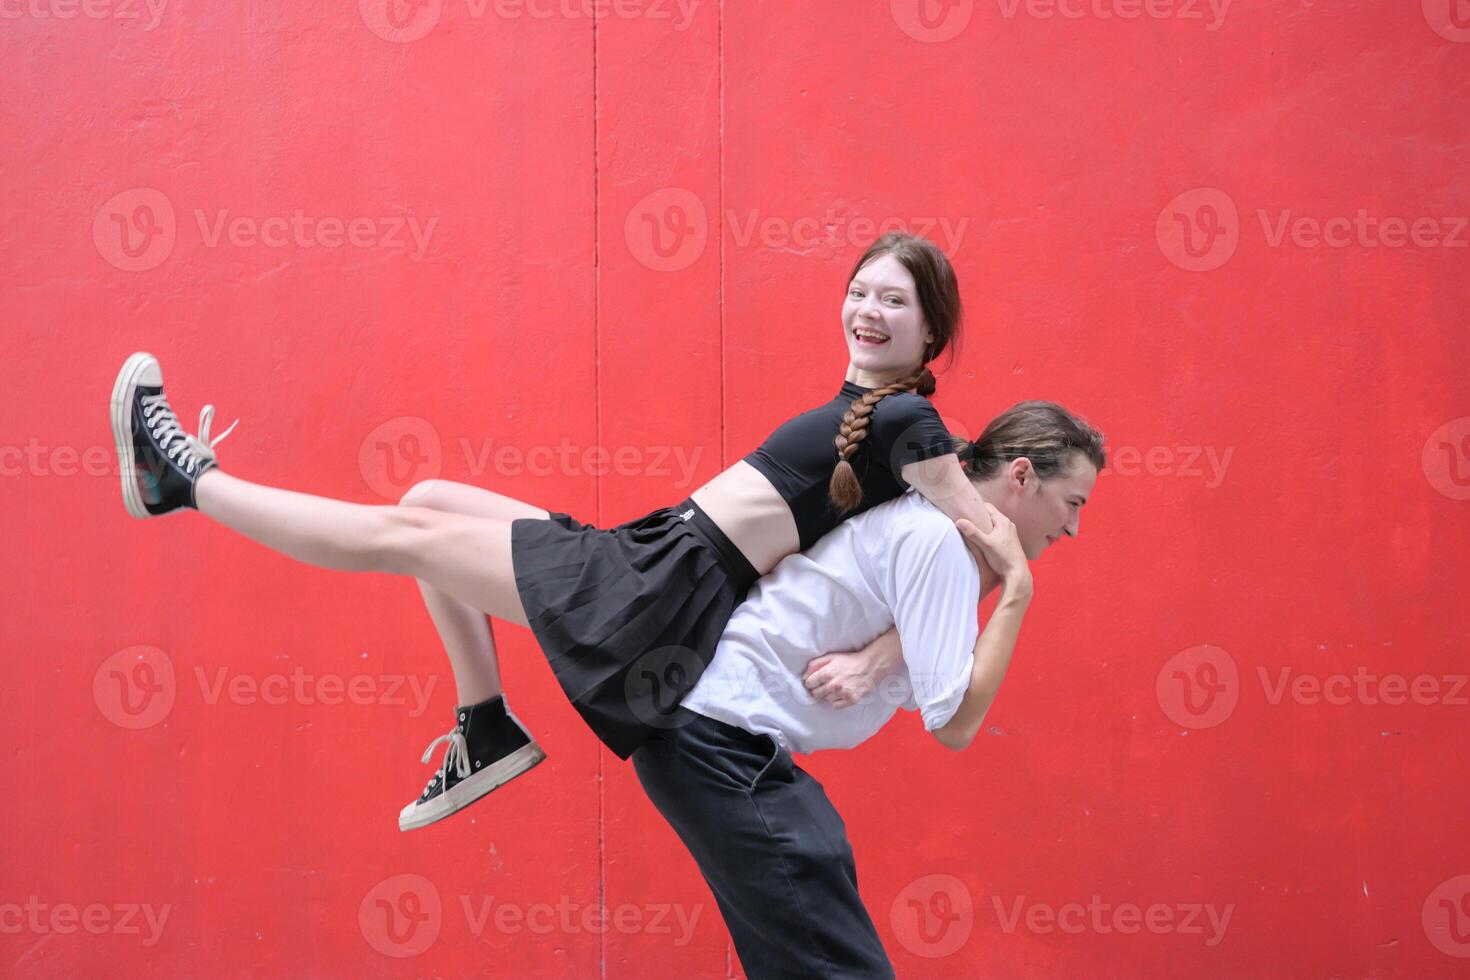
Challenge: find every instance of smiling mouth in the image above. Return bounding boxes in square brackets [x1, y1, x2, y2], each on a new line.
[853, 328, 890, 346]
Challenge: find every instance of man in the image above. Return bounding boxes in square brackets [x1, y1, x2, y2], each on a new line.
[631, 401, 1105, 979]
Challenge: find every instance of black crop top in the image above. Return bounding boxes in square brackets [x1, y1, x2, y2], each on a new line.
[743, 380, 956, 550]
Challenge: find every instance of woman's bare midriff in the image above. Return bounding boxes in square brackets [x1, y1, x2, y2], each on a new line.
[689, 460, 801, 577]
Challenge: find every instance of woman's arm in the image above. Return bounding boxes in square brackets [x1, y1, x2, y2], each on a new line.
[902, 453, 999, 546]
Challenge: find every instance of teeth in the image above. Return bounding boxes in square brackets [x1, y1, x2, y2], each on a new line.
[855, 329, 888, 342]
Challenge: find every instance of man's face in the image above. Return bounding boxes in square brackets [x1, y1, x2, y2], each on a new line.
[996, 453, 1098, 560]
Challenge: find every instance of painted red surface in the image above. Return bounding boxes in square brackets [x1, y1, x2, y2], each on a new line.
[3, 1, 1467, 977]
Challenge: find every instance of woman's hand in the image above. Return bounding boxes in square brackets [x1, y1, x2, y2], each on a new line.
[802, 629, 903, 709]
[956, 503, 1032, 592]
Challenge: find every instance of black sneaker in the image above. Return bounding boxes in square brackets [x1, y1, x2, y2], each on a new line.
[110, 352, 237, 518]
[398, 695, 547, 832]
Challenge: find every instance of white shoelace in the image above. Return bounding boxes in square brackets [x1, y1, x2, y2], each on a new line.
[140, 395, 239, 472]
[419, 729, 470, 796]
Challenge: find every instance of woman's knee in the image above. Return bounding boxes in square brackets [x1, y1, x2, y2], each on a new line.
[398, 479, 452, 510]
[397, 479, 548, 524]
[376, 503, 447, 576]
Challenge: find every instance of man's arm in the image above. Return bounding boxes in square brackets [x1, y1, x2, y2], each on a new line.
[930, 577, 1032, 750]
[879, 515, 987, 739]
[803, 566, 1005, 709]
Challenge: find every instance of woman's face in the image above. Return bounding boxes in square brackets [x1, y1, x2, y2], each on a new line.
[842, 254, 934, 381]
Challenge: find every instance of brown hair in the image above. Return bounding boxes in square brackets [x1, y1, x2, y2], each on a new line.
[955, 401, 1107, 483]
[830, 232, 964, 515]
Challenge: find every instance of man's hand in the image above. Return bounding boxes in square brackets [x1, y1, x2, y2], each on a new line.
[955, 503, 1032, 592]
[802, 651, 880, 709]
[802, 629, 904, 709]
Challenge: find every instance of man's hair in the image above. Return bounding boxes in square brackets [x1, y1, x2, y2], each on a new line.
[955, 400, 1107, 480]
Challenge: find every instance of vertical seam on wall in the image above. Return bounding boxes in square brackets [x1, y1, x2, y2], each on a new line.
[592, 11, 606, 980]
[718, 3, 731, 977]
[718, 0, 727, 472]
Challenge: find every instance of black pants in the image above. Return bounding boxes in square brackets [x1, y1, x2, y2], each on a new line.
[631, 706, 896, 979]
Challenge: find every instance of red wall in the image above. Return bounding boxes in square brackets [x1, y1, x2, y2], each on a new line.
[3, 1, 1467, 976]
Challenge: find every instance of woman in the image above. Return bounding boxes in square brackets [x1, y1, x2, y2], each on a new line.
[109, 232, 1000, 832]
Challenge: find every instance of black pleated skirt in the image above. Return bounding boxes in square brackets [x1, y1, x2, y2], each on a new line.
[509, 497, 760, 760]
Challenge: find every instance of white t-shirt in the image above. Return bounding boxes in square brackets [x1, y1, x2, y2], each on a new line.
[680, 488, 981, 754]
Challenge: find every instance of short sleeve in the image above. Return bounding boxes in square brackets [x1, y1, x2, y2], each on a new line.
[870, 393, 955, 474]
[880, 514, 981, 733]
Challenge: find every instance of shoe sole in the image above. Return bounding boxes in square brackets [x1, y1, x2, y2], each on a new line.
[110, 351, 157, 520]
[398, 741, 548, 832]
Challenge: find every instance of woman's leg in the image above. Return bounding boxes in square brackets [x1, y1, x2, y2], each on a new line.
[397, 480, 550, 705]
[192, 470, 533, 628]
[113, 352, 553, 830]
